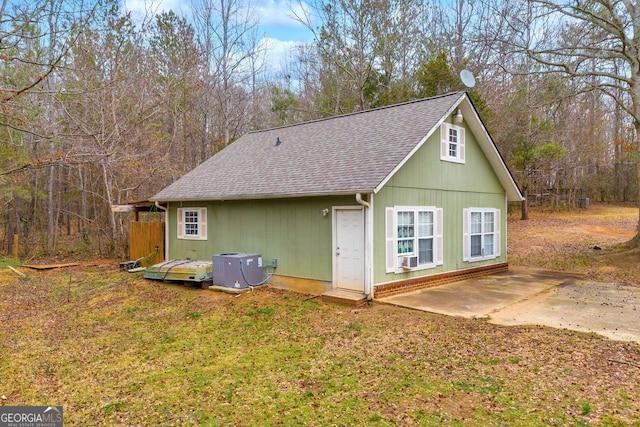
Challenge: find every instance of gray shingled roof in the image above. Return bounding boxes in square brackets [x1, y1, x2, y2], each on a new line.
[151, 92, 470, 201]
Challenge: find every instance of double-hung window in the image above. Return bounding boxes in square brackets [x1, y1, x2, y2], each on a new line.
[463, 208, 500, 261]
[386, 206, 443, 273]
[440, 123, 465, 163]
[177, 207, 207, 240]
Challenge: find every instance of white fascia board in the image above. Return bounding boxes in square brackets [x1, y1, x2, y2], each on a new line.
[462, 99, 524, 202]
[373, 93, 523, 201]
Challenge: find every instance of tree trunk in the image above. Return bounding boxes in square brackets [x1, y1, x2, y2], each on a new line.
[520, 197, 529, 220]
[101, 158, 117, 253]
[6, 206, 14, 255]
[47, 162, 55, 251]
[631, 121, 640, 247]
[634, 147, 640, 246]
[520, 179, 529, 220]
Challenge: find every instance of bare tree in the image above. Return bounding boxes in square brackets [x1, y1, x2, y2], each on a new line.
[500, 0, 640, 241]
[0, 0, 100, 255]
[291, 0, 430, 113]
[191, 0, 264, 150]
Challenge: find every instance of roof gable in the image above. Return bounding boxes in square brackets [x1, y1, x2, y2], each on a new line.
[151, 92, 522, 202]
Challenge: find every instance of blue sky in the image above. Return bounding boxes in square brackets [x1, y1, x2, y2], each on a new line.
[122, 0, 315, 73]
[254, 0, 314, 42]
[252, 0, 315, 74]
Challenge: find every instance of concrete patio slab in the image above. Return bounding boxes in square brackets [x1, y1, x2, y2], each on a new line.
[377, 267, 571, 318]
[490, 280, 640, 342]
[376, 267, 640, 343]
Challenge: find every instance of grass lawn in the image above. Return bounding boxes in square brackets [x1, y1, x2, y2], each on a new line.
[1, 204, 639, 426]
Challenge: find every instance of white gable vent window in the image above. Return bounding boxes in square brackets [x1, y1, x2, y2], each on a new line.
[177, 207, 207, 240]
[463, 208, 500, 262]
[440, 123, 465, 163]
[385, 206, 443, 273]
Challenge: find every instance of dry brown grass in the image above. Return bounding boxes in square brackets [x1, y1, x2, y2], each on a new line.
[508, 204, 640, 285]
[0, 204, 639, 426]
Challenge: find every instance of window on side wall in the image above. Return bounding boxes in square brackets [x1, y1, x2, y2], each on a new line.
[463, 208, 500, 262]
[440, 123, 465, 164]
[385, 206, 443, 273]
[177, 207, 207, 240]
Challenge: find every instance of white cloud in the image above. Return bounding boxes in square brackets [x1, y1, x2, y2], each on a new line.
[121, 0, 314, 73]
[258, 37, 305, 73]
[255, 0, 310, 28]
[122, 0, 312, 38]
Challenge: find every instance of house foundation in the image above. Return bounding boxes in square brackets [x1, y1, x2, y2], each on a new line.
[373, 262, 509, 299]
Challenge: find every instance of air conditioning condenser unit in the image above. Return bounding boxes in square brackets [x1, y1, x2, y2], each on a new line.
[212, 253, 263, 289]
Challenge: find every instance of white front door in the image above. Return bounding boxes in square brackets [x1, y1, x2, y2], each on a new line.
[334, 208, 365, 293]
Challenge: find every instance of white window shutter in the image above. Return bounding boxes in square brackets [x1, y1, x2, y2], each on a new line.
[440, 124, 448, 159]
[435, 208, 444, 265]
[494, 209, 501, 257]
[462, 208, 470, 261]
[458, 127, 465, 162]
[177, 208, 184, 239]
[385, 207, 396, 273]
[199, 208, 207, 239]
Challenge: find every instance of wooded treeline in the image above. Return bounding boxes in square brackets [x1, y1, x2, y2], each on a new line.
[1, 0, 639, 258]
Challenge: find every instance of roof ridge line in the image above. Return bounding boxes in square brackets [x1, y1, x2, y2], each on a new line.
[248, 91, 466, 135]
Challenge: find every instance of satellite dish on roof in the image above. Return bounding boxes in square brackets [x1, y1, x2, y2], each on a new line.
[460, 69, 476, 89]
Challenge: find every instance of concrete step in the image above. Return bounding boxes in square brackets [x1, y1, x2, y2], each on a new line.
[321, 289, 367, 307]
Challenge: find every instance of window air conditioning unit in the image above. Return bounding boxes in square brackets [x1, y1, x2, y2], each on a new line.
[402, 255, 418, 269]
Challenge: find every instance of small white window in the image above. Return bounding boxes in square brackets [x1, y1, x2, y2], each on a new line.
[177, 208, 207, 240]
[463, 208, 500, 262]
[440, 123, 465, 163]
[386, 206, 443, 273]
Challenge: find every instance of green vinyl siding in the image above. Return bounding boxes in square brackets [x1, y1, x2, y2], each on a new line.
[168, 196, 354, 281]
[388, 121, 504, 195]
[166, 118, 511, 288]
[374, 120, 507, 285]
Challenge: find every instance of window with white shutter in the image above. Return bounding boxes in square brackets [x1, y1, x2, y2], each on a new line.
[177, 208, 208, 240]
[385, 206, 443, 273]
[440, 123, 465, 164]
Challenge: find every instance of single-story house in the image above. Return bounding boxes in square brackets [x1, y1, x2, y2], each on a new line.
[150, 91, 523, 301]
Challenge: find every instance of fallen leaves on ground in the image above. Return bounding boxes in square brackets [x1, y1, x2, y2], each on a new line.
[0, 204, 639, 425]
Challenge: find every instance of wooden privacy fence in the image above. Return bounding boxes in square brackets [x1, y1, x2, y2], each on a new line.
[129, 221, 164, 266]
